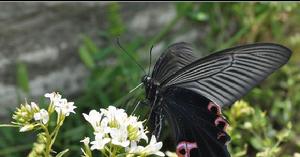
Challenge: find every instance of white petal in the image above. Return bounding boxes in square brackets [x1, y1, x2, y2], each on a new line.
[141, 133, 148, 142]
[150, 135, 157, 145]
[44, 93, 53, 98]
[20, 124, 34, 132]
[155, 151, 165, 156]
[30, 102, 39, 111]
[83, 110, 102, 129]
[80, 137, 90, 145]
[42, 115, 49, 124]
[34, 113, 41, 121]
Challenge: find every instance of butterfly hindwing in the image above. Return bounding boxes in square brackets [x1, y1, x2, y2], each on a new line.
[163, 87, 230, 157]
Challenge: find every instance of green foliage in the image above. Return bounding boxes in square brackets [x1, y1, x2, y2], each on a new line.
[0, 122, 35, 156]
[78, 36, 97, 69]
[16, 62, 29, 93]
[226, 101, 292, 157]
[106, 2, 125, 37]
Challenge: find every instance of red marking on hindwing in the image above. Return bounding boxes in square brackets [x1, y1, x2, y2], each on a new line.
[208, 102, 222, 115]
[214, 117, 229, 131]
[217, 132, 226, 139]
[176, 141, 198, 157]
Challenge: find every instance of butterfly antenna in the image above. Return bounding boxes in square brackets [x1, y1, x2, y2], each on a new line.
[116, 38, 146, 74]
[148, 45, 154, 75]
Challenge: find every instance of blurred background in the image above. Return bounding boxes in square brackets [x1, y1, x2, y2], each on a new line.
[0, 2, 300, 157]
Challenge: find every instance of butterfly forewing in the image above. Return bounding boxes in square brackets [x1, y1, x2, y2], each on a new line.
[151, 42, 197, 83]
[161, 43, 292, 107]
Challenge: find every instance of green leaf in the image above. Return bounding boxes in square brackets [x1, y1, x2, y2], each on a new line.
[83, 36, 99, 54]
[0, 144, 32, 156]
[79, 46, 96, 69]
[56, 149, 69, 157]
[107, 2, 125, 36]
[176, 2, 194, 16]
[62, 126, 85, 141]
[16, 62, 29, 93]
[250, 135, 264, 150]
[93, 47, 113, 61]
[190, 12, 208, 21]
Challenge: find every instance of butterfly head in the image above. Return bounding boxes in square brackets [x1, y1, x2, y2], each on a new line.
[142, 75, 152, 87]
[142, 75, 153, 100]
[142, 75, 161, 102]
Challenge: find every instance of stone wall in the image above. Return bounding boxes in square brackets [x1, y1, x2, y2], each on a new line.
[0, 2, 204, 117]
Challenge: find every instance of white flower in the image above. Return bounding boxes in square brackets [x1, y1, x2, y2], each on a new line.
[83, 106, 160, 156]
[146, 135, 164, 155]
[96, 117, 110, 134]
[126, 141, 141, 154]
[83, 110, 109, 134]
[34, 109, 49, 124]
[54, 98, 76, 116]
[110, 127, 130, 147]
[30, 102, 40, 112]
[127, 135, 164, 156]
[80, 137, 90, 146]
[127, 116, 148, 142]
[144, 135, 164, 156]
[99, 106, 131, 147]
[83, 110, 103, 130]
[45, 92, 62, 104]
[90, 132, 111, 150]
[100, 106, 127, 128]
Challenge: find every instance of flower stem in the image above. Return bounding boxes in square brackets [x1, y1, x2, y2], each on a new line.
[0, 124, 19, 127]
[40, 125, 51, 157]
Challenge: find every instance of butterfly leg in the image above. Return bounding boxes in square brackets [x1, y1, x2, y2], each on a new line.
[146, 91, 161, 124]
[153, 107, 164, 139]
[148, 96, 163, 139]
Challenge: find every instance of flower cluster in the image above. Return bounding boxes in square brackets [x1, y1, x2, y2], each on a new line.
[3, 92, 166, 157]
[45, 92, 77, 117]
[8, 92, 76, 157]
[81, 106, 165, 157]
[12, 102, 40, 132]
[11, 92, 76, 132]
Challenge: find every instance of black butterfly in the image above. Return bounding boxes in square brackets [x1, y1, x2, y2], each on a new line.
[141, 42, 292, 157]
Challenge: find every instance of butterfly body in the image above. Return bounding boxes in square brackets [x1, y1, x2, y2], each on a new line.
[142, 42, 291, 157]
[142, 75, 161, 104]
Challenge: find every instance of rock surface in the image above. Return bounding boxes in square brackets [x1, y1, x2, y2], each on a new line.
[0, 2, 205, 117]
